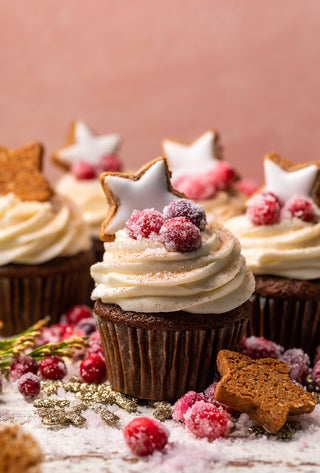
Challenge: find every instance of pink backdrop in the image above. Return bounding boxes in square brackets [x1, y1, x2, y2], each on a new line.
[1, 0, 320, 185]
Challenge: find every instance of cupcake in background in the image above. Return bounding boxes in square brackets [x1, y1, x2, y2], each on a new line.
[52, 119, 122, 261]
[0, 141, 94, 336]
[91, 157, 255, 401]
[162, 130, 258, 223]
[226, 152, 320, 357]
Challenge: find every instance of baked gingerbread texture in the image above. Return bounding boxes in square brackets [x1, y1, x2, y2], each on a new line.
[215, 350, 317, 434]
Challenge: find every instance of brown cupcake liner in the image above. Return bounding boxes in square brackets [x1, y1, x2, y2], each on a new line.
[94, 300, 250, 401]
[248, 294, 320, 358]
[0, 251, 94, 337]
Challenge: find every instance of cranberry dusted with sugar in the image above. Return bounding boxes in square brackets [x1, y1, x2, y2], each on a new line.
[184, 400, 232, 441]
[123, 417, 169, 456]
[279, 348, 310, 384]
[71, 161, 96, 180]
[160, 217, 201, 252]
[126, 209, 164, 239]
[282, 195, 317, 222]
[79, 355, 107, 383]
[65, 305, 92, 325]
[98, 153, 122, 172]
[173, 174, 216, 201]
[9, 355, 38, 382]
[39, 356, 67, 380]
[241, 336, 283, 360]
[246, 191, 281, 226]
[17, 373, 41, 400]
[163, 199, 207, 230]
[172, 390, 205, 422]
[208, 161, 236, 191]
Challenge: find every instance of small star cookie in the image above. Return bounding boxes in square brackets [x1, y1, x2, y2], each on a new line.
[52, 120, 121, 170]
[162, 130, 223, 182]
[263, 153, 320, 206]
[0, 142, 53, 202]
[215, 350, 317, 434]
[99, 157, 184, 241]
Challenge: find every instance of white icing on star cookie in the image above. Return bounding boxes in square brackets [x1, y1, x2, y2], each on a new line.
[100, 158, 183, 241]
[53, 120, 121, 168]
[162, 130, 221, 181]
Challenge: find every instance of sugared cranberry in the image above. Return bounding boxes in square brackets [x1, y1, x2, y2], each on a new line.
[71, 161, 96, 180]
[204, 382, 238, 417]
[76, 317, 97, 336]
[235, 179, 260, 197]
[38, 324, 67, 345]
[311, 359, 320, 388]
[9, 356, 38, 382]
[184, 400, 232, 441]
[241, 336, 283, 360]
[65, 305, 92, 325]
[281, 195, 317, 222]
[60, 325, 86, 341]
[79, 356, 107, 383]
[279, 348, 310, 384]
[246, 191, 281, 225]
[173, 174, 216, 200]
[172, 391, 205, 422]
[87, 340, 105, 360]
[208, 162, 236, 191]
[159, 217, 201, 252]
[17, 373, 41, 400]
[123, 417, 169, 456]
[39, 356, 67, 380]
[163, 199, 207, 230]
[126, 209, 164, 239]
[98, 153, 122, 172]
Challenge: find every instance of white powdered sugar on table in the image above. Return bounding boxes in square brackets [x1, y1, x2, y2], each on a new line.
[1, 379, 320, 473]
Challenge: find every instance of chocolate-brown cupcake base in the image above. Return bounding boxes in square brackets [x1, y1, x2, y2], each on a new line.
[0, 250, 95, 336]
[247, 276, 320, 358]
[94, 300, 251, 401]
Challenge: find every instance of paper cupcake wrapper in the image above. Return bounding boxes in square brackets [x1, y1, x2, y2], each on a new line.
[0, 251, 94, 336]
[248, 294, 320, 358]
[94, 304, 249, 401]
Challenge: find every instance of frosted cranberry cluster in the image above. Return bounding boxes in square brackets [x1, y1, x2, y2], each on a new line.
[125, 199, 207, 253]
[246, 190, 318, 226]
[71, 153, 122, 180]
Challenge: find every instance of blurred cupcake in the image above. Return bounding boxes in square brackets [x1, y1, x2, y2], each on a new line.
[91, 157, 255, 401]
[51, 119, 122, 261]
[162, 130, 257, 223]
[0, 142, 94, 336]
[226, 152, 320, 357]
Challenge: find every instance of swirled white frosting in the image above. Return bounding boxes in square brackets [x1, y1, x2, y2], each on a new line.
[91, 223, 255, 314]
[0, 193, 91, 265]
[56, 174, 106, 237]
[225, 215, 320, 279]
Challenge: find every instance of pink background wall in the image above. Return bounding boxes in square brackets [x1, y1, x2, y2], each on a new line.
[1, 0, 320, 185]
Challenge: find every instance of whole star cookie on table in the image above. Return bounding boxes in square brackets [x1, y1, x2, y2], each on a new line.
[0, 142, 53, 202]
[99, 157, 184, 241]
[215, 349, 317, 434]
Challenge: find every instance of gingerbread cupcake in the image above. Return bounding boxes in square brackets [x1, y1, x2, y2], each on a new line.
[226, 153, 320, 357]
[162, 130, 256, 224]
[0, 142, 94, 336]
[91, 157, 255, 401]
[52, 119, 122, 262]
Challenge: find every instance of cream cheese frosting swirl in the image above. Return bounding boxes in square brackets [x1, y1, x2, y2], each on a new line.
[91, 223, 255, 314]
[0, 193, 91, 265]
[225, 215, 320, 279]
[56, 174, 106, 238]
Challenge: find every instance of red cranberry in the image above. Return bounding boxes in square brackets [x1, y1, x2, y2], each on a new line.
[246, 191, 281, 225]
[123, 417, 169, 456]
[173, 391, 205, 422]
[87, 340, 105, 360]
[38, 324, 67, 345]
[208, 162, 236, 191]
[185, 400, 232, 441]
[241, 336, 283, 360]
[173, 174, 216, 200]
[65, 305, 92, 325]
[126, 209, 164, 239]
[159, 217, 201, 252]
[98, 153, 122, 172]
[10, 356, 38, 382]
[60, 326, 86, 341]
[163, 199, 207, 230]
[71, 161, 96, 180]
[17, 373, 41, 400]
[79, 356, 107, 383]
[282, 195, 317, 222]
[39, 356, 67, 380]
[279, 348, 310, 384]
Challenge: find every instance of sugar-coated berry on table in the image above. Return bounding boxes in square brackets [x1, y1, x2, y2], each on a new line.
[279, 348, 310, 384]
[79, 355, 107, 384]
[17, 373, 41, 400]
[39, 356, 67, 380]
[123, 417, 169, 456]
[172, 391, 205, 422]
[9, 355, 38, 382]
[184, 400, 232, 441]
[241, 336, 283, 360]
[65, 305, 93, 325]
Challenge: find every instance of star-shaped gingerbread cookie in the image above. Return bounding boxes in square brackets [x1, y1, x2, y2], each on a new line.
[263, 153, 320, 207]
[99, 157, 183, 241]
[215, 350, 316, 434]
[52, 120, 121, 170]
[0, 142, 53, 202]
[162, 130, 223, 182]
